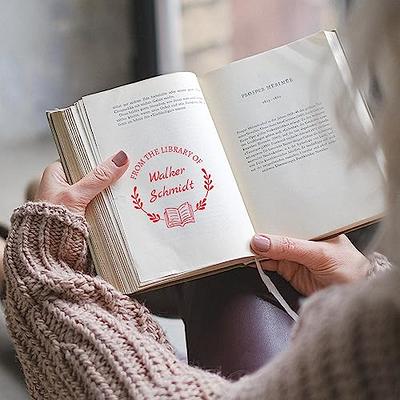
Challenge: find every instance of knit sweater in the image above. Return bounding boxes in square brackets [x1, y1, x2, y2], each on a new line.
[3, 202, 400, 399]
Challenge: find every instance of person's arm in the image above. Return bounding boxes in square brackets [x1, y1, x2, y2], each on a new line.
[4, 152, 396, 399]
[250, 233, 390, 296]
[5, 201, 398, 400]
[5, 200, 231, 399]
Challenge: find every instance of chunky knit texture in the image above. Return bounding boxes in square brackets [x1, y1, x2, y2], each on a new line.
[4, 202, 400, 399]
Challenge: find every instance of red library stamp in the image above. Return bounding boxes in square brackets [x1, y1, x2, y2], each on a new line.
[130, 146, 214, 228]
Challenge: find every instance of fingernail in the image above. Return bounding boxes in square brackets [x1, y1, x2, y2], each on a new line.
[251, 235, 271, 252]
[112, 150, 128, 167]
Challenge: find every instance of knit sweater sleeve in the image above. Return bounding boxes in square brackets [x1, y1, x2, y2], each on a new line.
[4, 203, 229, 399]
[367, 251, 392, 277]
[4, 203, 400, 399]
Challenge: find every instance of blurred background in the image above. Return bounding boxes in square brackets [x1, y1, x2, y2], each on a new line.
[0, 0, 343, 397]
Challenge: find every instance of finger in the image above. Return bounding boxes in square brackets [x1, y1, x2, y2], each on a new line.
[41, 161, 68, 185]
[260, 258, 302, 283]
[252, 257, 297, 282]
[71, 150, 129, 206]
[258, 259, 279, 272]
[250, 233, 326, 266]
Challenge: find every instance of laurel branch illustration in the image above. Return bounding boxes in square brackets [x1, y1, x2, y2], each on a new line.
[131, 186, 162, 223]
[194, 168, 214, 212]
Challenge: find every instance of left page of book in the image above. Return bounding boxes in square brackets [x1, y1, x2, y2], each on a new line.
[82, 72, 254, 284]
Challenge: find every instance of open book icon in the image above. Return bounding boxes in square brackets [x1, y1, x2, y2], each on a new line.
[164, 202, 195, 228]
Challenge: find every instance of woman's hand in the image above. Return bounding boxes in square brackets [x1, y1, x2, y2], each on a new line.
[36, 150, 129, 216]
[250, 233, 370, 296]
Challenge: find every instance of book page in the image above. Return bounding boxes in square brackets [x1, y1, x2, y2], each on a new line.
[200, 31, 384, 239]
[82, 72, 254, 283]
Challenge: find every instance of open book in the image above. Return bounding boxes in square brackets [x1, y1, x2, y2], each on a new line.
[47, 31, 384, 294]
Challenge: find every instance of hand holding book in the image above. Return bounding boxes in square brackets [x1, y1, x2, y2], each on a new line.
[250, 234, 369, 296]
[33, 155, 369, 296]
[47, 31, 383, 293]
[35, 150, 130, 216]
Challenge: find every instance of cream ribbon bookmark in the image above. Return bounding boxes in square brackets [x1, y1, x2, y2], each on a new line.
[253, 258, 299, 322]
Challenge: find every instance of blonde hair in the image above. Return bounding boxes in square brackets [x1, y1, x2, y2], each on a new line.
[341, 0, 400, 265]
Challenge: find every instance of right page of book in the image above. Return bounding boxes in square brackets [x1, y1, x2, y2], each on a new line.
[200, 31, 384, 239]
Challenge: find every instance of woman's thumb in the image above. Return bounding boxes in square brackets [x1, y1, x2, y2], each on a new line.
[71, 150, 129, 206]
[251, 233, 323, 265]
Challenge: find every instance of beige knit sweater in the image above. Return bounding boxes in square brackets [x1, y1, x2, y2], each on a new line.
[3, 202, 400, 399]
